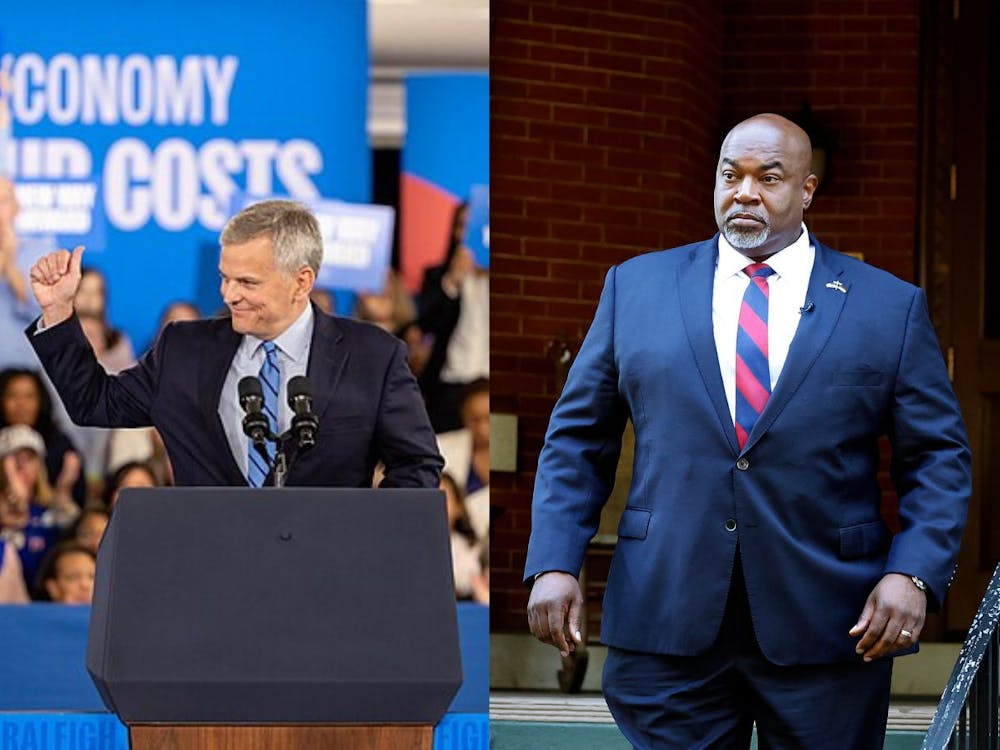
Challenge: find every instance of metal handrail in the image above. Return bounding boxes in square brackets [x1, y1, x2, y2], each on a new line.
[922, 563, 1000, 749]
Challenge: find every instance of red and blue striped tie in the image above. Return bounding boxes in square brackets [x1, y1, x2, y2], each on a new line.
[735, 263, 775, 450]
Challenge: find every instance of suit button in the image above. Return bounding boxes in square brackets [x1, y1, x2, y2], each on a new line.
[725, 518, 737, 532]
[736, 457, 749, 471]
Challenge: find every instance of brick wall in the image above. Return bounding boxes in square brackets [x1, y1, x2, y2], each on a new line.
[720, 1, 921, 281]
[490, 0, 921, 631]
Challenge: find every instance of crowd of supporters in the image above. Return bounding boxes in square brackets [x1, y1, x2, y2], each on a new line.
[0, 184, 489, 606]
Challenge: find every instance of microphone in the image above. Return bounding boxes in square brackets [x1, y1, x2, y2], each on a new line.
[799, 300, 815, 314]
[287, 375, 319, 450]
[238, 376, 270, 445]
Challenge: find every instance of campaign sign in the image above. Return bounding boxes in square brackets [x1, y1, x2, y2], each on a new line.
[0, 1, 369, 348]
[14, 178, 106, 251]
[314, 200, 394, 293]
[463, 183, 488, 269]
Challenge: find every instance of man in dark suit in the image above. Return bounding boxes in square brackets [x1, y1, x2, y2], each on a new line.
[525, 114, 971, 748]
[26, 200, 442, 489]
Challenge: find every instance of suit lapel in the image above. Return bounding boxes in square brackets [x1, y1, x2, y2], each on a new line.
[305, 306, 348, 424]
[741, 237, 848, 454]
[197, 319, 247, 485]
[677, 237, 740, 455]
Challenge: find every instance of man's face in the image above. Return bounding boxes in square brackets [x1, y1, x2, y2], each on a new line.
[713, 121, 817, 257]
[45, 551, 96, 605]
[219, 235, 311, 340]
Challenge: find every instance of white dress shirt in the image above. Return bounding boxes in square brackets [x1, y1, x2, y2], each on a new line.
[712, 224, 815, 425]
[219, 304, 314, 478]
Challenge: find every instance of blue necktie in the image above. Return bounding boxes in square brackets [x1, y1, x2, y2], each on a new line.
[735, 264, 775, 450]
[247, 340, 280, 487]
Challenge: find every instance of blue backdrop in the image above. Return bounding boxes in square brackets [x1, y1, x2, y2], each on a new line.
[399, 72, 489, 292]
[0, 0, 370, 349]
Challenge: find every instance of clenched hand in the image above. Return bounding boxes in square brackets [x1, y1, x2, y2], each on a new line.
[30, 246, 85, 327]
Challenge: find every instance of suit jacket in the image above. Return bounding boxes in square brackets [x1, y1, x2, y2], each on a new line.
[524, 235, 971, 665]
[28, 305, 443, 489]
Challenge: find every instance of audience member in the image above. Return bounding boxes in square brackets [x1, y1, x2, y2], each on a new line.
[418, 203, 489, 432]
[68, 506, 110, 555]
[442, 472, 487, 605]
[34, 542, 96, 604]
[354, 268, 416, 332]
[157, 301, 201, 330]
[69, 268, 142, 485]
[0, 177, 51, 373]
[309, 288, 335, 315]
[0, 537, 29, 603]
[396, 321, 433, 381]
[0, 425, 80, 589]
[75, 267, 136, 373]
[436, 378, 489, 540]
[0, 369, 86, 506]
[101, 461, 158, 509]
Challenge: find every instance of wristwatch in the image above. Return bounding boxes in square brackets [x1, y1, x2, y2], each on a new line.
[911, 575, 928, 593]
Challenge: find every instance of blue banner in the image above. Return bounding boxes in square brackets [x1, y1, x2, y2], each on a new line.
[399, 72, 488, 292]
[0, 0, 370, 347]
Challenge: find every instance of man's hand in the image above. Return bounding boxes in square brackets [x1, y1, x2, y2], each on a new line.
[849, 573, 927, 662]
[29, 246, 85, 327]
[527, 571, 584, 657]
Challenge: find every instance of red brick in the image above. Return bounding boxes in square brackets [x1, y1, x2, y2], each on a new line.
[529, 44, 589, 67]
[526, 82, 588, 105]
[525, 199, 585, 221]
[552, 104, 607, 126]
[553, 27, 611, 50]
[531, 4, 592, 27]
[551, 66, 609, 88]
[523, 278, 583, 299]
[492, 18, 555, 44]
[525, 159, 585, 181]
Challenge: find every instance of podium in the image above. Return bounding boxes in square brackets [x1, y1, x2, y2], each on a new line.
[86, 487, 463, 749]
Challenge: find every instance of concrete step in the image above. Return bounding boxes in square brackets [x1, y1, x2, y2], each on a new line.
[490, 691, 937, 731]
[490, 691, 934, 748]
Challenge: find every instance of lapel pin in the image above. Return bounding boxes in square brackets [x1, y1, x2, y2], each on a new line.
[825, 280, 847, 294]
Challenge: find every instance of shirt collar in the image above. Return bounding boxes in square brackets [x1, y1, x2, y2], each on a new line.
[717, 223, 812, 280]
[241, 303, 314, 363]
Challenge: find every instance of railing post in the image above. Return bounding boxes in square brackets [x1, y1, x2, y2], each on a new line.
[921, 563, 1000, 750]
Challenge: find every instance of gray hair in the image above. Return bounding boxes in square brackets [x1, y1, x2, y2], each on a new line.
[220, 199, 323, 275]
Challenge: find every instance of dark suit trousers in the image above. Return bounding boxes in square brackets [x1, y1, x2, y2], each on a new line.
[602, 555, 892, 749]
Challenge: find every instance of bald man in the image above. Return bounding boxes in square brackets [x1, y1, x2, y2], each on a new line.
[524, 114, 970, 748]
